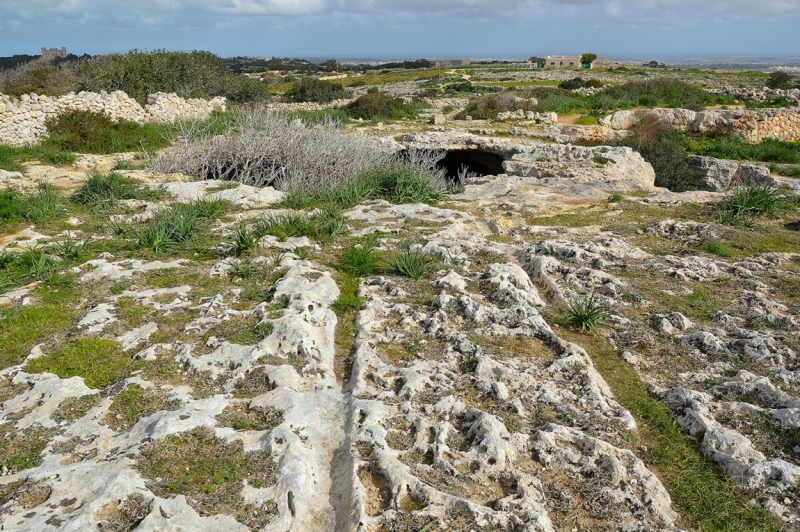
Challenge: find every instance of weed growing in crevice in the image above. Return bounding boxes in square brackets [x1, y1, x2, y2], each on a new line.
[232, 224, 258, 256]
[340, 244, 381, 277]
[565, 294, 611, 333]
[387, 247, 433, 279]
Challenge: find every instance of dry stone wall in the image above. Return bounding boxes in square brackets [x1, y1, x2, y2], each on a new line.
[0, 91, 226, 147]
[599, 107, 800, 143]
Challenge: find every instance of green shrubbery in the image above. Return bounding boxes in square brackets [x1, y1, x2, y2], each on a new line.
[766, 71, 798, 90]
[609, 116, 698, 191]
[1, 50, 269, 104]
[285, 78, 347, 103]
[558, 77, 605, 90]
[0, 182, 65, 225]
[681, 134, 800, 164]
[42, 110, 169, 154]
[344, 92, 417, 120]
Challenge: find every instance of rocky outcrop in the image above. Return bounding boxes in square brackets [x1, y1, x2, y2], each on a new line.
[688, 155, 773, 191]
[599, 107, 800, 143]
[0, 91, 226, 147]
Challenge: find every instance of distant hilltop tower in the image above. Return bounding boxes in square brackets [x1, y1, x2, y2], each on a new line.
[41, 47, 67, 60]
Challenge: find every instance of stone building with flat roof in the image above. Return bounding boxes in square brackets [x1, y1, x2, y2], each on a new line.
[41, 47, 67, 60]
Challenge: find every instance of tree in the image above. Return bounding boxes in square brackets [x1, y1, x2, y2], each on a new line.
[321, 59, 338, 72]
[529, 56, 545, 64]
[766, 71, 795, 90]
[580, 53, 597, 65]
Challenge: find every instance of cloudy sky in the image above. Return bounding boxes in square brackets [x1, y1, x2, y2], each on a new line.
[1, 0, 799, 60]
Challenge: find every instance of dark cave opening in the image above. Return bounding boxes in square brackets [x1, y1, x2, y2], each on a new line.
[437, 149, 506, 179]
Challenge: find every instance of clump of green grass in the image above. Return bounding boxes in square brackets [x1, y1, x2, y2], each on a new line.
[136, 426, 277, 528]
[254, 208, 345, 242]
[387, 247, 433, 279]
[0, 144, 75, 172]
[340, 244, 381, 276]
[565, 294, 611, 333]
[72, 172, 151, 205]
[231, 224, 258, 256]
[331, 275, 364, 315]
[717, 185, 797, 224]
[133, 200, 223, 252]
[0, 190, 25, 224]
[105, 384, 182, 431]
[21, 182, 65, 224]
[701, 241, 736, 258]
[280, 163, 443, 211]
[26, 338, 143, 389]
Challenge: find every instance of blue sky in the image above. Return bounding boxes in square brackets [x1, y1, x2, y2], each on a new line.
[1, 0, 799, 60]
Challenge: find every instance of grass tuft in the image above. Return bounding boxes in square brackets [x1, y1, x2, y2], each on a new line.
[387, 247, 432, 279]
[717, 185, 797, 224]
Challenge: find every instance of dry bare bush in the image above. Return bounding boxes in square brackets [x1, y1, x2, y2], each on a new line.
[149, 107, 401, 191]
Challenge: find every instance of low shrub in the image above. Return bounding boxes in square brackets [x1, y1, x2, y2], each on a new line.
[42, 110, 169, 154]
[345, 92, 417, 120]
[613, 118, 699, 192]
[766, 71, 797, 90]
[149, 108, 393, 190]
[285, 77, 347, 103]
[455, 92, 541, 120]
[559, 77, 587, 90]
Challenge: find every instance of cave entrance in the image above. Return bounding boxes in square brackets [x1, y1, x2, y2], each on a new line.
[437, 149, 505, 179]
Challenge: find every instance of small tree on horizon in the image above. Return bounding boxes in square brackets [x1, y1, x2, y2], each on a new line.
[529, 56, 545, 64]
[580, 53, 598, 65]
